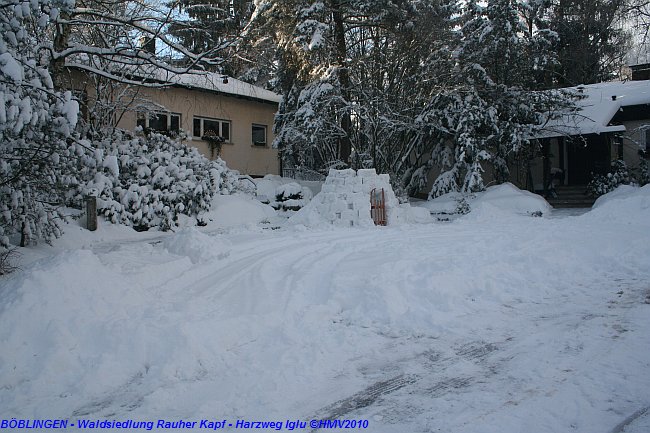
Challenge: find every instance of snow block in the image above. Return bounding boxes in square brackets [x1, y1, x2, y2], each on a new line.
[358, 169, 377, 178]
[335, 168, 357, 178]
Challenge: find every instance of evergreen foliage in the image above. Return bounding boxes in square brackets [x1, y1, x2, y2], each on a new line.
[587, 159, 633, 196]
[249, 0, 582, 197]
[0, 0, 246, 248]
[0, 0, 79, 247]
[77, 131, 241, 231]
[272, 182, 312, 212]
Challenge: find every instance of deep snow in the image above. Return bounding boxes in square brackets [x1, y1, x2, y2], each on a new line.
[0, 186, 649, 433]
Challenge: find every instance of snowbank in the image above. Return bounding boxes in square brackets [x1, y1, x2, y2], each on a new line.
[585, 184, 650, 223]
[414, 192, 465, 214]
[163, 228, 231, 264]
[592, 184, 645, 209]
[416, 183, 551, 219]
[198, 194, 276, 229]
[473, 183, 551, 215]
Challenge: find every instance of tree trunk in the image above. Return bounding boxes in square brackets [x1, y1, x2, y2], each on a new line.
[51, 11, 71, 91]
[330, 0, 352, 166]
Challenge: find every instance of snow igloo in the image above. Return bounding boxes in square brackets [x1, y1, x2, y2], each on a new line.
[289, 168, 400, 227]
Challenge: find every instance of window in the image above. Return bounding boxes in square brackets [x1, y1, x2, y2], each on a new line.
[193, 116, 231, 142]
[252, 124, 267, 146]
[137, 112, 181, 133]
[639, 126, 650, 158]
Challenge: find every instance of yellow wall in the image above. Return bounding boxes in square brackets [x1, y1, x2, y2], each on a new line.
[620, 120, 650, 171]
[117, 86, 280, 176]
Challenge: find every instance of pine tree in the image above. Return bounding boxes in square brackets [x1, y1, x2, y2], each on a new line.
[168, 1, 255, 74]
[426, 0, 572, 196]
[254, 0, 458, 193]
[549, 0, 629, 86]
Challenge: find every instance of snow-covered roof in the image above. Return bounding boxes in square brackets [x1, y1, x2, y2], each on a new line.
[67, 62, 281, 104]
[537, 80, 650, 138]
[154, 69, 282, 104]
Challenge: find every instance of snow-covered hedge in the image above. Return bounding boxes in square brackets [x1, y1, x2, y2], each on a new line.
[76, 131, 242, 231]
[272, 182, 313, 212]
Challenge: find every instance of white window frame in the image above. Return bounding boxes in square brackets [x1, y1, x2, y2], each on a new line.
[193, 116, 231, 143]
[252, 124, 267, 147]
[137, 111, 181, 132]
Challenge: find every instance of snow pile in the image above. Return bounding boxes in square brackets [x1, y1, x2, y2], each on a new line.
[163, 228, 231, 264]
[471, 183, 551, 217]
[289, 169, 402, 227]
[415, 191, 465, 215]
[592, 184, 644, 209]
[585, 184, 650, 223]
[416, 183, 551, 218]
[399, 203, 434, 224]
[197, 194, 276, 228]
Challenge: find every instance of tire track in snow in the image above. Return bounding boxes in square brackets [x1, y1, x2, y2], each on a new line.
[310, 339, 506, 430]
[69, 229, 409, 419]
[609, 407, 650, 433]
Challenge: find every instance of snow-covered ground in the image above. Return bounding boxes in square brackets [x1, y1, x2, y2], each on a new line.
[1, 187, 649, 433]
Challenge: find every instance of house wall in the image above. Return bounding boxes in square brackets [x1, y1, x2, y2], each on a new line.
[620, 119, 650, 171]
[117, 87, 279, 176]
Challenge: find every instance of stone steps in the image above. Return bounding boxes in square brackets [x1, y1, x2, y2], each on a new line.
[546, 185, 596, 208]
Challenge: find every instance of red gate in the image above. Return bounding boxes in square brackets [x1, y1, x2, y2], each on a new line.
[370, 188, 387, 226]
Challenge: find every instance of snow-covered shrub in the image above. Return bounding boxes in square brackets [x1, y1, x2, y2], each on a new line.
[272, 182, 313, 212]
[0, 0, 79, 247]
[455, 195, 472, 215]
[0, 247, 20, 275]
[587, 160, 633, 197]
[76, 130, 242, 231]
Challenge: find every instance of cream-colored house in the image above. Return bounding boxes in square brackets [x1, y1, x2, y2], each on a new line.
[70, 68, 281, 177]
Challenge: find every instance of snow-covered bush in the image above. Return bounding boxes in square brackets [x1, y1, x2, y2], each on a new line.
[0, 247, 19, 275]
[77, 130, 242, 231]
[0, 0, 79, 247]
[272, 182, 313, 212]
[455, 195, 472, 215]
[587, 160, 633, 197]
